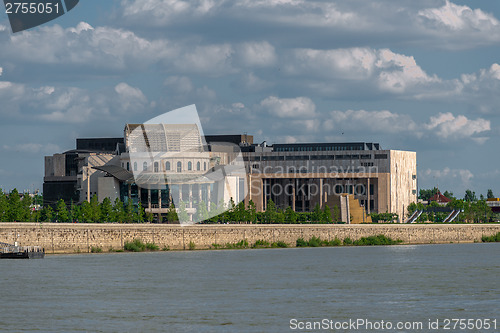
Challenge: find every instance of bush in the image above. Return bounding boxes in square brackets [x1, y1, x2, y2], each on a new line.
[481, 232, 500, 242]
[308, 236, 322, 247]
[90, 246, 102, 253]
[188, 241, 196, 250]
[325, 238, 342, 246]
[252, 239, 270, 248]
[124, 239, 147, 252]
[353, 235, 402, 246]
[146, 243, 159, 251]
[296, 238, 308, 247]
[271, 241, 288, 248]
[343, 237, 353, 245]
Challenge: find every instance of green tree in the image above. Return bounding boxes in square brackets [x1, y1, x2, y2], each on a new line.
[137, 204, 145, 223]
[311, 203, 322, 222]
[196, 200, 210, 222]
[322, 205, 332, 223]
[55, 199, 69, 222]
[247, 200, 257, 224]
[263, 199, 277, 223]
[80, 201, 93, 222]
[112, 198, 125, 223]
[443, 191, 455, 200]
[7, 189, 22, 222]
[89, 195, 100, 222]
[419, 187, 439, 201]
[177, 201, 189, 223]
[487, 189, 495, 199]
[20, 193, 33, 221]
[125, 199, 136, 223]
[464, 189, 477, 202]
[166, 203, 179, 223]
[41, 205, 54, 222]
[332, 204, 340, 223]
[284, 206, 297, 223]
[0, 189, 8, 221]
[275, 208, 285, 223]
[100, 197, 113, 222]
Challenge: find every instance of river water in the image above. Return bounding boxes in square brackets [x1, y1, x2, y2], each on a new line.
[1, 243, 499, 332]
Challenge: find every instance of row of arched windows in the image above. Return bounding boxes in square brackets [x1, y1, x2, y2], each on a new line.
[130, 161, 207, 172]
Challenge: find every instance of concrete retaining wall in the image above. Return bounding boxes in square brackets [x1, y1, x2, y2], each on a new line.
[1, 223, 499, 254]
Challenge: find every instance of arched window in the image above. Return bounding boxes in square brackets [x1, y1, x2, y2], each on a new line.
[165, 161, 170, 171]
[154, 162, 159, 172]
[133, 162, 137, 171]
[177, 161, 182, 172]
[188, 161, 192, 171]
[143, 162, 147, 171]
[204, 162, 207, 171]
[197, 161, 200, 171]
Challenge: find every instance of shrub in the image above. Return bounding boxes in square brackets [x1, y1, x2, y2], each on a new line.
[308, 236, 322, 247]
[124, 239, 146, 252]
[91, 246, 102, 253]
[353, 235, 402, 246]
[481, 232, 500, 242]
[252, 239, 270, 248]
[146, 243, 159, 251]
[343, 237, 353, 245]
[162, 246, 170, 251]
[296, 238, 308, 247]
[189, 241, 196, 250]
[271, 241, 288, 248]
[326, 238, 342, 246]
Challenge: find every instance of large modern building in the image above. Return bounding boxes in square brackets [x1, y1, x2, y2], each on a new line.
[43, 124, 417, 222]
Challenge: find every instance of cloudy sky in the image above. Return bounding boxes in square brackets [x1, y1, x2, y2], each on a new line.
[0, 0, 499, 198]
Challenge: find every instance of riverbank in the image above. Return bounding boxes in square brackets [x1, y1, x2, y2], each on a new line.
[1, 223, 500, 254]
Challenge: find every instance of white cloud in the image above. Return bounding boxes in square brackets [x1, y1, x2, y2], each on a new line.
[174, 44, 236, 76]
[423, 167, 474, 187]
[164, 76, 194, 94]
[3, 143, 60, 154]
[237, 41, 276, 67]
[425, 112, 490, 140]
[418, 1, 500, 48]
[330, 109, 418, 134]
[260, 96, 316, 118]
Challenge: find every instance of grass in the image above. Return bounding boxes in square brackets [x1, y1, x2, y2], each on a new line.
[90, 246, 102, 253]
[296, 235, 401, 247]
[124, 239, 160, 252]
[481, 232, 500, 242]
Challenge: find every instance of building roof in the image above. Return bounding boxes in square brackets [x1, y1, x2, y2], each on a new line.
[429, 191, 451, 203]
[92, 165, 134, 182]
[125, 124, 204, 153]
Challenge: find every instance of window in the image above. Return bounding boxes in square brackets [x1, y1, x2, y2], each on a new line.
[126, 162, 129, 171]
[204, 162, 207, 171]
[165, 161, 170, 171]
[133, 162, 137, 171]
[197, 162, 200, 171]
[374, 154, 388, 159]
[188, 161, 192, 171]
[143, 162, 147, 171]
[177, 161, 182, 172]
[154, 162, 159, 172]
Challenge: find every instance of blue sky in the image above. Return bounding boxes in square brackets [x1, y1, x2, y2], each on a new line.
[0, 0, 499, 199]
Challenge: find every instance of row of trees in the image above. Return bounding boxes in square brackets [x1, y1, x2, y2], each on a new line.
[419, 187, 496, 202]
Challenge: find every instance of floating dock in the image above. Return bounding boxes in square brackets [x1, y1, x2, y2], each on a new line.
[1, 242, 45, 259]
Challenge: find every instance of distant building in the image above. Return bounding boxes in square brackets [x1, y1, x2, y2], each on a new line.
[428, 191, 452, 205]
[43, 125, 417, 222]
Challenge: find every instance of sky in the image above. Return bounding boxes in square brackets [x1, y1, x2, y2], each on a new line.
[0, 0, 499, 199]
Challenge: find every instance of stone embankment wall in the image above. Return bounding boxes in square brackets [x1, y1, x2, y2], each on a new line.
[1, 223, 499, 254]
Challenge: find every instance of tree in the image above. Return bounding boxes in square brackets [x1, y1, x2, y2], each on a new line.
[80, 201, 93, 222]
[125, 199, 136, 223]
[322, 205, 332, 223]
[100, 197, 113, 222]
[263, 199, 277, 223]
[177, 201, 189, 223]
[112, 198, 125, 223]
[0, 189, 8, 221]
[41, 205, 54, 222]
[195, 200, 210, 222]
[247, 200, 257, 224]
[332, 205, 340, 223]
[311, 203, 322, 222]
[55, 199, 69, 222]
[443, 191, 455, 200]
[419, 187, 439, 201]
[487, 189, 495, 199]
[464, 189, 477, 202]
[20, 193, 33, 221]
[166, 203, 179, 223]
[7, 189, 22, 222]
[284, 206, 297, 223]
[89, 195, 100, 222]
